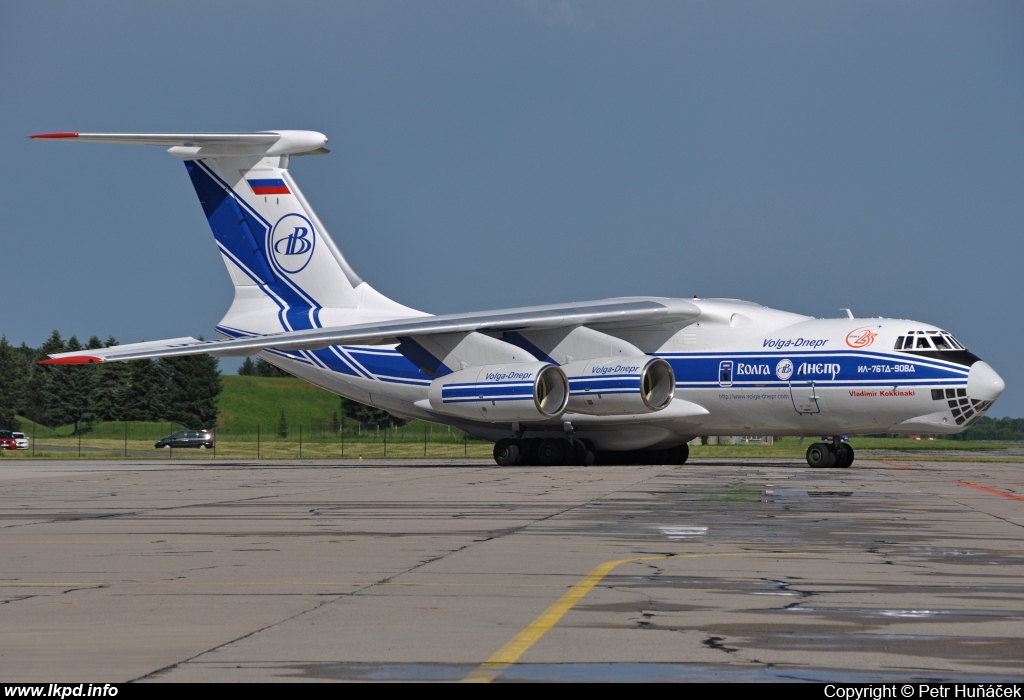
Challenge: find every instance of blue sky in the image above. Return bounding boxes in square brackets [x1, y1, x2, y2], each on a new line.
[2, 1, 1022, 416]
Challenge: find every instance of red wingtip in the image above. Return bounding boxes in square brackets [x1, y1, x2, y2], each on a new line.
[29, 132, 79, 139]
[37, 356, 103, 365]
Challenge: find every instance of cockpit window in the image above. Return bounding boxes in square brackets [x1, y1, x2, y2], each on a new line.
[897, 330, 968, 352]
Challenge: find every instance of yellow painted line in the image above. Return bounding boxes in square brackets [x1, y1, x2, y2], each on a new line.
[461, 552, 804, 683]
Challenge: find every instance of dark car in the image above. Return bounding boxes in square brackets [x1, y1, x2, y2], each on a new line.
[155, 430, 214, 450]
[0, 431, 16, 450]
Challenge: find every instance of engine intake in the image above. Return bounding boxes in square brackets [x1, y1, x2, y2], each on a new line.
[563, 356, 675, 415]
[427, 362, 568, 422]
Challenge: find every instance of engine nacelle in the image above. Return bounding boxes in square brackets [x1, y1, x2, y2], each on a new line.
[563, 356, 675, 415]
[427, 362, 569, 422]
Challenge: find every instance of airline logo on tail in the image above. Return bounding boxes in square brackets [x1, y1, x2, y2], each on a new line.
[270, 214, 316, 273]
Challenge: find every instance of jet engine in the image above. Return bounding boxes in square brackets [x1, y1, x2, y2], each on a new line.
[563, 356, 675, 415]
[427, 362, 569, 422]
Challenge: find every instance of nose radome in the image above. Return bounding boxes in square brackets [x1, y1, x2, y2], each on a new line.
[967, 361, 1005, 402]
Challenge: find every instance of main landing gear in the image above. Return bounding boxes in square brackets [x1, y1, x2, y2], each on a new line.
[494, 421, 691, 467]
[493, 438, 690, 467]
[805, 438, 854, 469]
[494, 437, 596, 466]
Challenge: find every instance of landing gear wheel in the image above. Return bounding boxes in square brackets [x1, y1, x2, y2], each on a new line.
[580, 439, 597, 466]
[806, 442, 835, 468]
[493, 439, 520, 466]
[570, 440, 587, 466]
[834, 444, 854, 469]
[519, 438, 540, 466]
[537, 438, 566, 466]
[667, 444, 690, 465]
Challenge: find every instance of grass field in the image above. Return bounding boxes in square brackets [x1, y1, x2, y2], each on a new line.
[6, 376, 1021, 461]
[216, 375, 350, 438]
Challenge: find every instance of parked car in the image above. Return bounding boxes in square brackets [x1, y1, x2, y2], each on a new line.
[154, 430, 214, 450]
[0, 431, 17, 450]
[12, 432, 29, 450]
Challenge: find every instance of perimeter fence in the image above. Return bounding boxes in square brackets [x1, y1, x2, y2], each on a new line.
[6, 418, 493, 460]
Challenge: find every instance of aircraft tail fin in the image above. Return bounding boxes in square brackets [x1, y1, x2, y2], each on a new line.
[30, 131, 420, 337]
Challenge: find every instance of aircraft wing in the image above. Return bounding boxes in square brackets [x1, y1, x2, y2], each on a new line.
[40, 298, 700, 365]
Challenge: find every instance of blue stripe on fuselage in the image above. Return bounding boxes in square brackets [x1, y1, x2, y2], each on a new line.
[395, 336, 452, 377]
[658, 350, 968, 388]
[204, 336, 970, 393]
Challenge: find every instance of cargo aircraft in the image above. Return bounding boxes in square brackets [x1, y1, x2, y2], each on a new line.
[33, 130, 1006, 468]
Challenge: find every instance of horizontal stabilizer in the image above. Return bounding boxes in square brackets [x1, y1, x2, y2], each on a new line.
[39, 337, 206, 365]
[30, 131, 329, 158]
[40, 298, 701, 364]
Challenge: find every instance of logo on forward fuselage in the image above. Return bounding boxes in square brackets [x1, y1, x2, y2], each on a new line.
[846, 327, 877, 348]
[270, 214, 316, 273]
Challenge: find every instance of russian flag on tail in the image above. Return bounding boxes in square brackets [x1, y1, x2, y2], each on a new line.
[248, 178, 291, 195]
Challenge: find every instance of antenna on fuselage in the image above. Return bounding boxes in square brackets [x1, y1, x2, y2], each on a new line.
[840, 309, 854, 319]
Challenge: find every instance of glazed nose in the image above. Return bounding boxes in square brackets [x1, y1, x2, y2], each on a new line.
[967, 361, 1005, 402]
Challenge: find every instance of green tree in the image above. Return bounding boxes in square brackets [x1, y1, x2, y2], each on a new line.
[15, 342, 36, 367]
[0, 336, 29, 430]
[120, 358, 168, 422]
[161, 353, 222, 429]
[238, 356, 291, 377]
[277, 408, 288, 438]
[24, 330, 66, 426]
[47, 335, 99, 435]
[341, 398, 407, 429]
[950, 416, 1024, 441]
[93, 337, 133, 421]
[257, 357, 292, 378]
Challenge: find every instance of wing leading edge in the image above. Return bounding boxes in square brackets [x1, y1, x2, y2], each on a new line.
[29, 131, 330, 157]
[40, 298, 701, 365]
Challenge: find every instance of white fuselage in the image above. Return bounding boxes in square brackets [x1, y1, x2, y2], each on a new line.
[253, 298, 1002, 451]
[33, 131, 1003, 455]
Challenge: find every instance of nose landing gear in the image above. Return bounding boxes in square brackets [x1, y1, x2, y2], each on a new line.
[833, 442, 854, 469]
[806, 437, 854, 469]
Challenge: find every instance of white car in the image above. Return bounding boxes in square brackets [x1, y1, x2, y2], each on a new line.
[12, 432, 29, 450]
